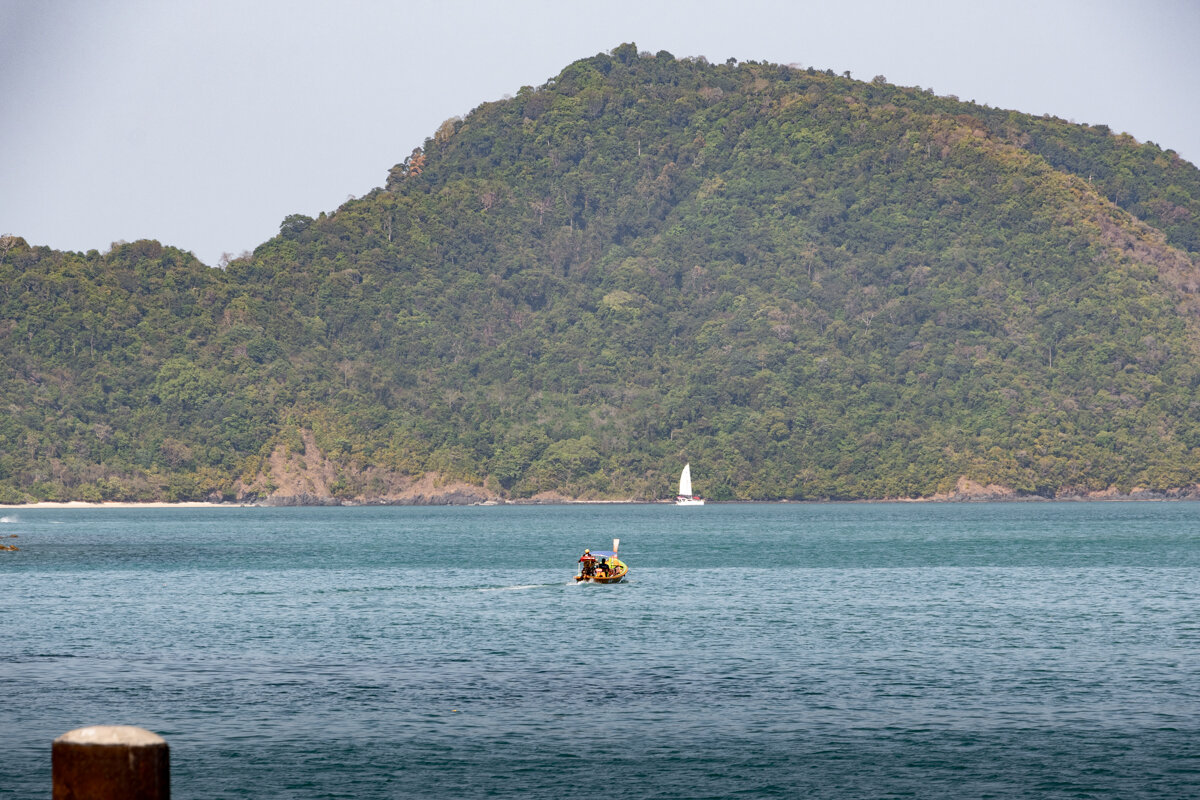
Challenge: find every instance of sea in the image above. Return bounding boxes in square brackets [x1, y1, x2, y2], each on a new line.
[2, 502, 1199, 798]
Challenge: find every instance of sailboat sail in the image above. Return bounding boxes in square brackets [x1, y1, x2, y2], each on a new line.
[678, 463, 693, 497]
[676, 463, 704, 504]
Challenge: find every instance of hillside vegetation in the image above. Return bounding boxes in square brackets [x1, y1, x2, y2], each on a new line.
[4, 44, 1200, 503]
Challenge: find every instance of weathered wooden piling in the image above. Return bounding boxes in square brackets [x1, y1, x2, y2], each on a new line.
[53, 725, 169, 799]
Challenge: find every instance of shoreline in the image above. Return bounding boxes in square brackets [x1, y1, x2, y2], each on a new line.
[0, 501, 252, 510]
[3, 494, 1199, 510]
[4, 475, 1195, 510]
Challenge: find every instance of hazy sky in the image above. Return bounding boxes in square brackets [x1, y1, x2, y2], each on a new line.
[3, 0, 1197, 266]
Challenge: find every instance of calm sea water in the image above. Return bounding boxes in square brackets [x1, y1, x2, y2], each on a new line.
[2, 503, 1199, 798]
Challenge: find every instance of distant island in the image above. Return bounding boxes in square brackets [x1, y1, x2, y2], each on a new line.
[3, 43, 1200, 505]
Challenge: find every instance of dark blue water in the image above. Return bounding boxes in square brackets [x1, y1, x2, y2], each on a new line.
[3, 503, 1199, 798]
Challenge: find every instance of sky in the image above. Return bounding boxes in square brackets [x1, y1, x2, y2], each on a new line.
[2, 0, 1198, 267]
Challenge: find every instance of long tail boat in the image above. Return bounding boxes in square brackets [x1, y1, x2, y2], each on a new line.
[575, 538, 627, 583]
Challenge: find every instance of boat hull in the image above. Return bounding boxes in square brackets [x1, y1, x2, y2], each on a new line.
[575, 560, 627, 583]
[675, 497, 705, 506]
[575, 573, 626, 583]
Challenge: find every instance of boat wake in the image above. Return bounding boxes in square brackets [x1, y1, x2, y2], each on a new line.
[0, 516, 17, 523]
[477, 584, 546, 592]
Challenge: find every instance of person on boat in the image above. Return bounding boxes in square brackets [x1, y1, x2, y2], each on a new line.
[597, 557, 610, 577]
[578, 550, 596, 577]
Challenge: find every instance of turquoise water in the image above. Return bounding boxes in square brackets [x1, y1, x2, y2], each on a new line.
[2, 503, 1199, 798]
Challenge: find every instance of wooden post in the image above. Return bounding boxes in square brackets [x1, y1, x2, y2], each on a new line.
[53, 725, 169, 800]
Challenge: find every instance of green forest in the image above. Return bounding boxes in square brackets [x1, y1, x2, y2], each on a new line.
[4, 44, 1200, 503]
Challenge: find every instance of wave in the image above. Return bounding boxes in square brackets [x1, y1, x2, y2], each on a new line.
[0, 515, 16, 523]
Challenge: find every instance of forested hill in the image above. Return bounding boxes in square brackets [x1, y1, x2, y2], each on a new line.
[5, 44, 1200, 504]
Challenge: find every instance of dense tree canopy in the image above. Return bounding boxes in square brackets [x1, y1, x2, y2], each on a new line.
[3, 46, 1200, 503]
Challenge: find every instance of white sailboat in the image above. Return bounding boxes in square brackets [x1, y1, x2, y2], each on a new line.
[675, 463, 705, 505]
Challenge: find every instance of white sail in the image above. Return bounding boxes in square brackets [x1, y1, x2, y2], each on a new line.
[678, 463, 693, 497]
[676, 463, 704, 504]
